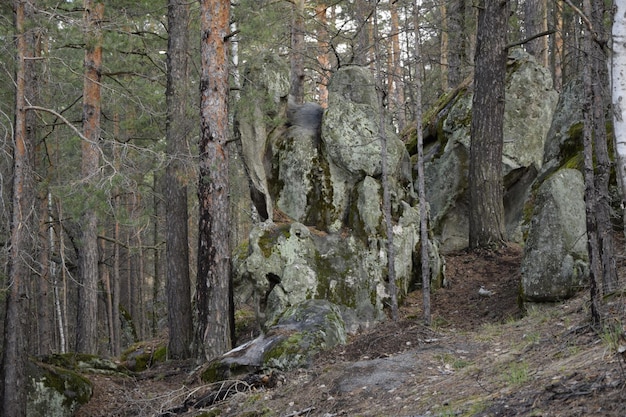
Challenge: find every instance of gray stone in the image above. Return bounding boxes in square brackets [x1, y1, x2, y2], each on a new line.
[202, 300, 346, 381]
[235, 52, 290, 221]
[425, 49, 559, 251]
[323, 66, 408, 180]
[521, 169, 589, 301]
[27, 359, 93, 417]
[233, 64, 445, 353]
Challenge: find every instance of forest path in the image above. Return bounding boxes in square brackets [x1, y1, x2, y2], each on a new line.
[77, 243, 626, 417]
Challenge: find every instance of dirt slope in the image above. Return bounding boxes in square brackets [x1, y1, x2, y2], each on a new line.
[76, 244, 626, 417]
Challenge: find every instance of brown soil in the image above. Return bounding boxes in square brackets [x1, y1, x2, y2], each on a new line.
[77, 243, 626, 417]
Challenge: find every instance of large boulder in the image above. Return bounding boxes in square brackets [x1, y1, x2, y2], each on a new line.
[270, 101, 331, 229]
[27, 356, 96, 417]
[235, 221, 387, 331]
[321, 66, 412, 232]
[521, 169, 589, 301]
[423, 49, 559, 252]
[234, 52, 290, 221]
[201, 299, 346, 382]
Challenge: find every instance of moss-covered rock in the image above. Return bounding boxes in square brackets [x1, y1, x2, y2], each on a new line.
[121, 341, 167, 371]
[27, 359, 93, 417]
[423, 49, 558, 252]
[37, 353, 121, 375]
[521, 169, 589, 302]
[201, 300, 346, 383]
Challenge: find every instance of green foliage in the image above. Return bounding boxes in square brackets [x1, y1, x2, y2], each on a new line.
[233, 0, 291, 60]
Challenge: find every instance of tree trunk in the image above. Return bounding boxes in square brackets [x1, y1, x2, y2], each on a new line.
[373, 2, 398, 321]
[581, 1, 601, 323]
[390, 0, 406, 130]
[112, 193, 121, 356]
[612, 0, 626, 225]
[315, 3, 330, 108]
[166, 0, 193, 359]
[37, 193, 53, 355]
[76, 0, 103, 354]
[447, 0, 463, 88]
[413, 1, 430, 326]
[524, 0, 549, 66]
[588, 0, 617, 295]
[290, 0, 306, 103]
[2, 1, 36, 414]
[32, 24, 52, 355]
[197, 0, 234, 360]
[440, 1, 449, 92]
[468, 0, 508, 249]
[354, 0, 372, 66]
[552, 0, 564, 91]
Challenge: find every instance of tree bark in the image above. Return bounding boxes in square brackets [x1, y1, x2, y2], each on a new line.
[588, 0, 617, 295]
[468, 0, 508, 249]
[2, 1, 36, 414]
[290, 0, 306, 104]
[581, 1, 601, 323]
[354, 0, 372, 66]
[414, 0, 430, 326]
[315, 3, 330, 108]
[524, 0, 549, 66]
[440, 1, 449, 92]
[197, 0, 234, 360]
[76, 0, 103, 354]
[389, 0, 406, 130]
[373, 2, 398, 321]
[612, 0, 626, 223]
[552, 0, 564, 91]
[447, 0, 471, 89]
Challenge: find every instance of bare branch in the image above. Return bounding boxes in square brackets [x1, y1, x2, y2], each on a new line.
[506, 29, 556, 50]
[24, 105, 88, 142]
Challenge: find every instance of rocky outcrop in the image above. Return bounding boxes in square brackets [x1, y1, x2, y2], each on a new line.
[234, 62, 445, 343]
[421, 49, 559, 252]
[521, 169, 589, 301]
[518, 77, 597, 303]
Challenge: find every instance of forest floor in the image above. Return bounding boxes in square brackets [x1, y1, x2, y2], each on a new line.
[76, 241, 626, 417]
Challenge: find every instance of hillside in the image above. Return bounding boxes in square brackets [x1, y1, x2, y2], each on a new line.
[76, 243, 626, 417]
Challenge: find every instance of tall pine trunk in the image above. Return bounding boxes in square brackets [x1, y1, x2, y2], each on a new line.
[315, 4, 330, 108]
[414, 1, 431, 326]
[197, 0, 234, 360]
[290, 0, 305, 104]
[524, 0, 549, 66]
[2, 1, 36, 414]
[166, 0, 193, 359]
[76, 0, 103, 354]
[468, 0, 508, 249]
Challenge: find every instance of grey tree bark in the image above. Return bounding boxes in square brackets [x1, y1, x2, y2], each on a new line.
[76, 0, 103, 354]
[1, 1, 37, 414]
[468, 0, 508, 249]
[524, 0, 549, 66]
[165, 0, 194, 360]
